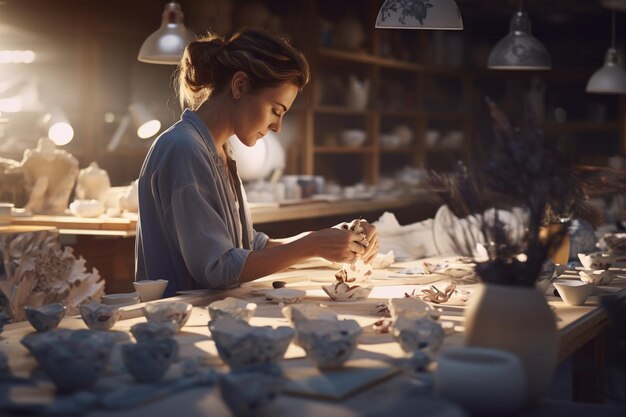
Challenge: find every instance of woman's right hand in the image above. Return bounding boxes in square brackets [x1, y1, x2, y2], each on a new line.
[306, 228, 366, 263]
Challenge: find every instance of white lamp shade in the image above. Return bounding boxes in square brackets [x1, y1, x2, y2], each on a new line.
[138, 2, 195, 64]
[375, 0, 463, 30]
[488, 11, 551, 70]
[586, 48, 626, 94]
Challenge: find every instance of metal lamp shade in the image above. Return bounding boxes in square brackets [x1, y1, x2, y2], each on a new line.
[138, 2, 195, 65]
[375, 0, 463, 30]
[586, 48, 626, 94]
[487, 11, 551, 70]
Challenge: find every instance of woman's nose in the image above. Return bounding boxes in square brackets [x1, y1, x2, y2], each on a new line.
[270, 117, 282, 133]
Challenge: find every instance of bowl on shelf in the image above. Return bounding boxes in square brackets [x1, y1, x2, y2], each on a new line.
[553, 279, 595, 306]
[339, 129, 366, 147]
[380, 133, 401, 148]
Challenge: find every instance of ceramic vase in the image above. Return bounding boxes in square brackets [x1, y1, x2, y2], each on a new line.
[463, 283, 558, 407]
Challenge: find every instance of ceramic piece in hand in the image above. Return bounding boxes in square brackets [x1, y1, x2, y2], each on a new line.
[80, 301, 121, 331]
[122, 338, 178, 383]
[208, 297, 257, 323]
[281, 303, 338, 327]
[389, 297, 432, 321]
[209, 315, 294, 370]
[435, 347, 526, 417]
[578, 269, 616, 286]
[142, 301, 193, 332]
[322, 282, 373, 302]
[24, 303, 66, 332]
[392, 315, 444, 354]
[295, 319, 362, 369]
[22, 329, 115, 393]
[132, 279, 168, 302]
[102, 292, 140, 306]
[218, 364, 283, 417]
[553, 279, 595, 306]
[130, 321, 178, 343]
[265, 288, 306, 304]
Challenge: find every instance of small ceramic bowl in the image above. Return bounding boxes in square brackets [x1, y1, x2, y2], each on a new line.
[281, 303, 337, 327]
[339, 129, 366, 147]
[577, 253, 621, 270]
[22, 329, 115, 393]
[122, 338, 178, 383]
[208, 297, 257, 323]
[142, 301, 193, 332]
[133, 279, 168, 302]
[24, 303, 66, 332]
[579, 269, 616, 285]
[296, 319, 362, 369]
[265, 288, 306, 304]
[218, 364, 283, 417]
[435, 347, 526, 416]
[80, 301, 121, 331]
[102, 292, 140, 306]
[130, 321, 178, 343]
[553, 279, 595, 306]
[322, 282, 373, 302]
[209, 315, 294, 370]
[392, 315, 445, 354]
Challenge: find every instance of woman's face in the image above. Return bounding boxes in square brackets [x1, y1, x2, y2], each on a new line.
[233, 81, 299, 147]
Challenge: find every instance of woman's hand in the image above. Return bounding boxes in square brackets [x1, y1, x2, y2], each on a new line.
[355, 219, 379, 263]
[333, 218, 380, 264]
[306, 228, 366, 263]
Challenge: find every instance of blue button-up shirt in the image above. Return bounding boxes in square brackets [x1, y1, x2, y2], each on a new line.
[135, 110, 269, 297]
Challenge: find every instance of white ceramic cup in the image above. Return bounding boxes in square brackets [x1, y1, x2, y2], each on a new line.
[553, 279, 595, 306]
[435, 347, 526, 416]
[0, 202, 14, 226]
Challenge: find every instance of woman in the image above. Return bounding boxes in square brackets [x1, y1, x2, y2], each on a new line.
[136, 28, 379, 297]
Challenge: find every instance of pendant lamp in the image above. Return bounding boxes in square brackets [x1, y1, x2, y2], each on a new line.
[138, 2, 195, 65]
[586, 9, 626, 94]
[487, 0, 551, 70]
[375, 0, 463, 30]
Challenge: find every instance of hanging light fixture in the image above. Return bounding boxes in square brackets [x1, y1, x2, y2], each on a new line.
[487, 0, 551, 70]
[375, 0, 463, 30]
[138, 2, 195, 65]
[106, 103, 161, 152]
[586, 9, 626, 94]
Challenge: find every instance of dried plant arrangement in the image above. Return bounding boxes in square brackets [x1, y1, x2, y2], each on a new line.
[428, 97, 626, 287]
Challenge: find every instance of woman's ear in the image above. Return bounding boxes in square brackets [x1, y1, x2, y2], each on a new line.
[231, 71, 249, 100]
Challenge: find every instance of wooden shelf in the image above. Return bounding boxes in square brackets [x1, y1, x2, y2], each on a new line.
[313, 106, 373, 116]
[313, 146, 374, 154]
[379, 110, 419, 118]
[317, 48, 422, 72]
[379, 147, 418, 153]
[425, 112, 465, 121]
[545, 122, 619, 132]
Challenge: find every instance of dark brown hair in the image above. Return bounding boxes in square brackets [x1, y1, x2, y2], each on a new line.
[177, 28, 310, 110]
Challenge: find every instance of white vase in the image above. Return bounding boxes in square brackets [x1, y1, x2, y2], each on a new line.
[463, 283, 558, 407]
[75, 162, 111, 201]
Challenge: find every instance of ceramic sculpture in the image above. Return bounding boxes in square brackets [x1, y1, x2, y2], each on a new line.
[69, 199, 106, 218]
[392, 315, 445, 354]
[578, 269, 616, 285]
[281, 303, 338, 327]
[122, 338, 178, 383]
[133, 279, 168, 302]
[295, 319, 362, 369]
[75, 162, 111, 201]
[264, 288, 306, 304]
[218, 364, 283, 417]
[130, 321, 178, 343]
[79, 301, 121, 331]
[0, 228, 104, 321]
[208, 297, 257, 323]
[209, 315, 294, 370]
[18, 137, 79, 214]
[24, 303, 66, 332]
[142, 301, 193, 331]
[603, 232, 626, 255]
[118, 180, 139, 212]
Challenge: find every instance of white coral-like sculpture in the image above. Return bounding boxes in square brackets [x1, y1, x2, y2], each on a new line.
[0, 228, 104, 320]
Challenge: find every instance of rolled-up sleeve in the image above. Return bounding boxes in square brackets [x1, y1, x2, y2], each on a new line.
[166, 183, 250, 289]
